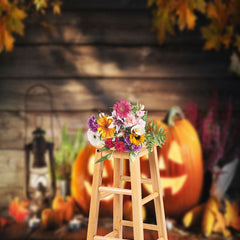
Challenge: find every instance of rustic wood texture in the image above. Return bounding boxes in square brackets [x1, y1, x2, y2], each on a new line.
[17, 10, 206, 46]
[0, 150, 25, 207]
[62, 0, 147, 10]
[0, 46, 232, 78]
[0, 79, 239, 112]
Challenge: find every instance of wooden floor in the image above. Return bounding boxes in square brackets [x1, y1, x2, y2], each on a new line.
[1, 219, 239, 240]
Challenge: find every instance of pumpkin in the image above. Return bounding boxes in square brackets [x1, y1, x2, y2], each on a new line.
[52, 195, 75, 222]
[71, 145, 114, 216]
[123, 199, 146, 221]
[141, 106, 203, 218]
[41, 208, 63, 229]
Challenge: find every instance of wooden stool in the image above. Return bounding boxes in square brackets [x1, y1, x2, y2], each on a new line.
[87, 145, 168, 240]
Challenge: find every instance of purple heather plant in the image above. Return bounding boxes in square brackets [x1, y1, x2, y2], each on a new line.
[184, 93, 240, 172]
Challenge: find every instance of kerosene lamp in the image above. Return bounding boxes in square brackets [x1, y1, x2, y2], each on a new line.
[24, 84, 56, 214]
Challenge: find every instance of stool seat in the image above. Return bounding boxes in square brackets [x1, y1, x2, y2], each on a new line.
[87, 145, 168, 240]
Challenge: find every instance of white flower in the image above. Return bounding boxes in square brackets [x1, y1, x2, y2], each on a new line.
[131, 125, 145, 135]
[99, 112, 105, 118]
[108, 110, 124, 132]
[140, 104, 145, 110]
[87, 129, 103, 146]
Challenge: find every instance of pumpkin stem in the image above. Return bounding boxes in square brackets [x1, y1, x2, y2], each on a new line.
[164, 106, 185, 126]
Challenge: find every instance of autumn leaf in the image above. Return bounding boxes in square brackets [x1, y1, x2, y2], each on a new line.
[176, 0, 196, 31]
[0, 1, 26, 52]
[34, 0, 47, 11]
[0, 217, 11, 228]
[207, 0, 228, 25]
[8, 197, 30, 222]
[192, 0, 206, 14]
[3, 27, 14, 51]
[152, 7, 175, 44]
[0, 21, 14, 52]
[222, 25, 233, 48]
[7, 7, 26, 36]
[0, 0, 61, 53]
[52, 1, 62, 15]
[202, 22, 221, 50]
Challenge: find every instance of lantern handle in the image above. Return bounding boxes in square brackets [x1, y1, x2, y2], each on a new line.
[24, 84, 54, 144]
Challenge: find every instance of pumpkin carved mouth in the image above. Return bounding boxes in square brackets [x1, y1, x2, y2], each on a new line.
[160, 175, 187, 195]
[160, 141, 187, 196]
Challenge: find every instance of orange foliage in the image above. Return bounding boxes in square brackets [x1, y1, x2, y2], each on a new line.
[0, 217, 11, 228]
[149, 0, 240, 53]
[8, 197, 29, 222]
[0, 0, 61, 53]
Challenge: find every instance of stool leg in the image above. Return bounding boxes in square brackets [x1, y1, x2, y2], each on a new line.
[87, 150, 104, 240]
[113, 158, 123, 238]
[130, 156, 144, 240]
[149, 146, 168, 240]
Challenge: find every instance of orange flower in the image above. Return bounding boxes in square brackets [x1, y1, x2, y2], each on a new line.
[97, 116, 115, 139]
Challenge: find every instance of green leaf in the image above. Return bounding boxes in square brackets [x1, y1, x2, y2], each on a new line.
[98, 145, 110, 152]
[129, 151, 138, 163]
[95, 152, 113, 164]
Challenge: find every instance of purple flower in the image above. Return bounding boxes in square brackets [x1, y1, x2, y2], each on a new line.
[131, 144, 141, 153]
[124, 145, 130, 152]
[88, 116, 98, 132]
[125, 135, 131, 146]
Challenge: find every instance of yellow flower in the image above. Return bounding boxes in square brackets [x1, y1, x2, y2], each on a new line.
[129, 133, 146, 145]
[97, 116, 115, 139]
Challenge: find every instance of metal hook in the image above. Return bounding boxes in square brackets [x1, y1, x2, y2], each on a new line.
[24, 84, 54, 145]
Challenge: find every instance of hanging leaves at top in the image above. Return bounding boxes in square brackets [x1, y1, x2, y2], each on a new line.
[0, 0, 62, 53]
[148, 0, 206, 43]
[148, 0, 240, 55]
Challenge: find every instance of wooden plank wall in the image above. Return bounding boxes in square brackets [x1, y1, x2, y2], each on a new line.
[0, 0, 240, 209]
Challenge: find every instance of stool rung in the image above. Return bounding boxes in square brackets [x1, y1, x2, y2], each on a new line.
[120, 220, 158, 231]
[99, 192, 112, 200]
[120, 176, 152, 184]
[99, 186, 132, 195]
[105, 230, 118, 237]
[94, 236, 127, 240]
[142, 192, 159, 205]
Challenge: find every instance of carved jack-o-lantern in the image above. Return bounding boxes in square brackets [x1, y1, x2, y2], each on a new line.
[71, 145, 114, 216]
[141, 106, 203, 218]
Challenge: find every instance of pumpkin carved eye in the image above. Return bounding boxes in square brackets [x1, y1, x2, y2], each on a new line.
[168, 141, 183, 164]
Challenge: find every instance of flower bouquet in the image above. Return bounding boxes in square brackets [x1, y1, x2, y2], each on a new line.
[87, 100, 166, 163]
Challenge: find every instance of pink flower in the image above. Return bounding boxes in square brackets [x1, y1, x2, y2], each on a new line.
[137, 118, 146, 127]
[115, 141, 125, 152]
[105, 138, 115, 148]
[125, 112, 137, 127]
[136, 110, 145, 117]
[113, 100, 131, 119]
